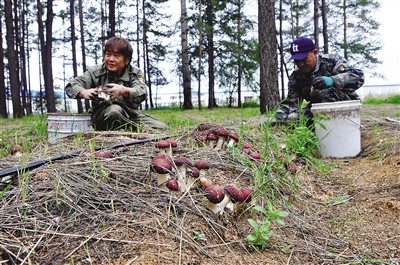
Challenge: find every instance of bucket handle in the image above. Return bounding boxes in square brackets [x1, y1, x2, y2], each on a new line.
[345, 117, 363, 128]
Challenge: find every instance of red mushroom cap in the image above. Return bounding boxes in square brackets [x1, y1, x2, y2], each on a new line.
[95, 150, 114, 158]
[166, 179, 179, 191]
[194, 160, 210, 170]
[216, 127, 229, 137]
[174, 156, 193, 167]
[197, 123, 218, 131]
[224, 184, 242, 203]
[249, 151, 261, 160]
[229, 132, 239, 142]
[243, 143, 253, 149]
[10, 145, 21, 156]
[187, 166, 200, 179]
[155, 140, 170, 149]
[240, 187, 253, 203]
[205, 185, 225, 204]
[206, 133, 218, 141]
[150, 158, 172, 174]
[166, 138, 177, 148]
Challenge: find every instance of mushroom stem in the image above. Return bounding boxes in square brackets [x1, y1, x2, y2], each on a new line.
[156, 173, 170, 191]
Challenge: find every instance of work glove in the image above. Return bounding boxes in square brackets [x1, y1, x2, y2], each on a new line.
[311, 76, 334, 90]
[104, 83, 128, 101]
[79, 88, 98, 100]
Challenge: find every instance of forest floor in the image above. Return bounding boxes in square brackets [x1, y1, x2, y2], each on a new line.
[0, 104, 399, 265]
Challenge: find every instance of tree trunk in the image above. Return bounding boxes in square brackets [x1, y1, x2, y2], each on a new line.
[321, 0, 329, 53]
[258, 0, 280, 114]
[5, 0, 23, 117]
[70, 0, 83, 114]
[197, 0, 202, 111]
[79, 0, 90, 112]
[205, 0, 216, 109]
[0, 15, 8, 118]
[108, 0, 116, 38]
[180, 0, 193, 110]
[37, 0, 56, 113]
[236, 0, 242, 108]
[142, 0, 152, 109]
[313, 0, 319, 48]
[343, 0, 348, 59]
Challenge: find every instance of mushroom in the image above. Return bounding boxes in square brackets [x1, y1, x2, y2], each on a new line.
[194, 159, 210, 178]
[155, 140, 170, 155]
[230, 187, 253, 213]
[150, 157, 172, 191]
[227, 132, 239, 148]
[95, 150, 114, 158]
[166, 178, 179, 192]
[249, 151, 261, 161]
[215, 127, 229, 150]
[166, 138, 177, 156]
[173, 156, 192, 192]
[198, 177, 212, 190]
[186, 166, 200, 191]
[10, 145, 22, 157]
[204, 185, 226, 214]
[223, 184, 243, 211]
[206, 133, 218, 149]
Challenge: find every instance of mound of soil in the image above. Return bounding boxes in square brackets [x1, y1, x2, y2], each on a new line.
[0, 104, 399, 264]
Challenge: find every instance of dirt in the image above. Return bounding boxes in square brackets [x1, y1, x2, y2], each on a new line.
[0, 104, 399, 265]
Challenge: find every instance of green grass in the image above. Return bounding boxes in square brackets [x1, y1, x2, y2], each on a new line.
[362, 94, 400, 105]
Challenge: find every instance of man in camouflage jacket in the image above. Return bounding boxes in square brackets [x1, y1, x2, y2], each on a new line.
[274, 37, 364, 123]
[65, 36, 168, 131]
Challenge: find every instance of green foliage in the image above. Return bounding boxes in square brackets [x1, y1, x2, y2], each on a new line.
[363, 94, 400, 105]
[241, 101, 260, 108]
[246, 202, 289, 251]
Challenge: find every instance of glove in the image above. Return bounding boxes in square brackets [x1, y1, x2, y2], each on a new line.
[79, 88, 98, 100]
[104, 83, 128, 101]
[311, 76, 334, 90]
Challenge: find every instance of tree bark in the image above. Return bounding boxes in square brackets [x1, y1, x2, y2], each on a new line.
[258, 0, 280, 114]
[180, 0, 193, 110]
[0, 14, 8, 118]
[37, 0, 56, 113]
[5, 0, 23, 117]
[205, 0, 216, 108]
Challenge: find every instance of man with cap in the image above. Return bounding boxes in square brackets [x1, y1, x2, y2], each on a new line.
[272, 36, 364, 124]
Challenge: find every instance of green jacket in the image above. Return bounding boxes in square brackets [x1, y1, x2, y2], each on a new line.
[65, 64, 148, 112]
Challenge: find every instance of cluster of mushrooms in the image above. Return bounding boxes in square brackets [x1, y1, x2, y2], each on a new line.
[150, 124, 256, 215]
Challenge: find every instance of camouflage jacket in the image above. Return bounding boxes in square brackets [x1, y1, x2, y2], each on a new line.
[284, 53, 364, 108]
[65, 64, 148, 112]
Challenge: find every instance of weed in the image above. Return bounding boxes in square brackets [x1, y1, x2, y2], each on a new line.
[246, 202, 289, 250]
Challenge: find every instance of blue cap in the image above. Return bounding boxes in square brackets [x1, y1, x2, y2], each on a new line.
[290, 37, 316, 60]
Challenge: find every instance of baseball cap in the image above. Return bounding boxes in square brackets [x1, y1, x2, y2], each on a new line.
[290, 37, 316, 60]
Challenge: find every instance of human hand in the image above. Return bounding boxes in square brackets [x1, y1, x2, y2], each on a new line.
[104, 83, 128, 101]
[79, 88, 98, 100]
[311, 76, 334, 90]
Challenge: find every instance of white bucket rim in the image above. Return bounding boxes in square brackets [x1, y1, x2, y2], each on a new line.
[311, 100, 362, 113]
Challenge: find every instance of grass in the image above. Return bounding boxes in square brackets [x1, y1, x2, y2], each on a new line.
[362, 94, 400, 105]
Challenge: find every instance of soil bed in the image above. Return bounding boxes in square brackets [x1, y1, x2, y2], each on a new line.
[0, 104, 399, 265]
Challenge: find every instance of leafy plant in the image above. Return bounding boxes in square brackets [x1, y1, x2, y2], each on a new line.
[246, 202, 289, 250]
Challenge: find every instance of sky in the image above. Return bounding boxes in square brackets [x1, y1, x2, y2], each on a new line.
[365, 0, 400, 86]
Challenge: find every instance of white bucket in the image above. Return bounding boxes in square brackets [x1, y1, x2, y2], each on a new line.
[47, 113, 92, 143]
[311, 100, 362, 158]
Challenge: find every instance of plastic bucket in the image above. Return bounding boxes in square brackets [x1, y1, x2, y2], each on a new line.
[311, 100, 362, 158]
[47, 113, 92, 143]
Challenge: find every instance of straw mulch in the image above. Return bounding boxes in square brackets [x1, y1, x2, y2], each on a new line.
[1, 112, 399, 264]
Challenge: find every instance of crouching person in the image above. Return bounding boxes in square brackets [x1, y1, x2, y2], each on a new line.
[65, 36, 168, 131]
[272, 36, 364, 125]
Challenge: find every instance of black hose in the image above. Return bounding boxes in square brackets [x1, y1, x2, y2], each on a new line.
[0, 136, 169, 180]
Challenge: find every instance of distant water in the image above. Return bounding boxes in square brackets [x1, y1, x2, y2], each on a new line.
[357, 84, 399, 99]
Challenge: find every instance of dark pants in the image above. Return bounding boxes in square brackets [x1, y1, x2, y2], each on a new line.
[92, 104, 168, 131]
